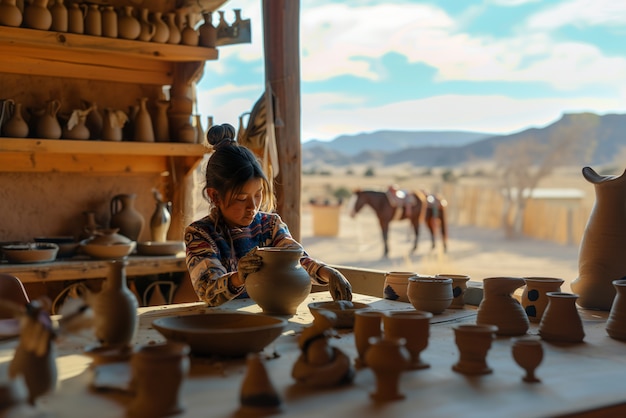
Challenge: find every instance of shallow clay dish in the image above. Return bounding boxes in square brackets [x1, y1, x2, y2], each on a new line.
[308, 300, 371, 328]
[35, 236, 79, 257]
[2, 242, 59, 263]
[152, 312, 287, 357]
[136, 241, 185, 256]
[81, 242, 136, 259]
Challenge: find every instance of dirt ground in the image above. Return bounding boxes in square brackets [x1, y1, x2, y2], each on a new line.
[299, 205, 579, 293]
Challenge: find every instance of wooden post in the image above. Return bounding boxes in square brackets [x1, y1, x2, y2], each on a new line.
[263, 0, 302, 240]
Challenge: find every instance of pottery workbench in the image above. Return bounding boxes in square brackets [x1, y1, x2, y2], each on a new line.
[1, 293, 625, 418]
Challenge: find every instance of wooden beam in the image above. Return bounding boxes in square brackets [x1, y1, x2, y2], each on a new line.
[263, 0, 302, 240]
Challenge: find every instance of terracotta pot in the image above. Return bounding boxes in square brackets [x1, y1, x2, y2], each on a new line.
[180, 12, 199, 46]
[137, 8, 155, 42]
[0, 0, 23, 27]
[539, 292, 585, 343]
[102, 108, 127, 141]
[452, 324, 498, 375]
[407, 276, 453, 314]
[199, 11, 217, 47]
[150, 201, 171, 242]
[23, 0, 51, 30]
[110, 193, 145, 241]
[571, 166, 626, 310]
[151, 11, 169, 43]
[353, 310, 382, 369]
[49, 0, 67, 32]
[382, 271, 415, 303]
[153, 100, 170, 142]
[165, 12, 181, 44]
[67, 2, 84, 34]
[101, 5, 117, 38]
[245, 247, 312, 315]
[35, 99, 62, 139]
[476, 276, 529, 336]
[436, 273, 470, 309]
[133, 97, 155, 142]
[521, 277, 564, 323]
[607, 279, 626, 340]
[383, 310, 432, 370]
[365, 336, 411, 401]
[118, 5, 140, 40]
[84, 4, 101, 36]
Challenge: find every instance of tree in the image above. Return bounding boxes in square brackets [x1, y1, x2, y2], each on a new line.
[494, 113, 599, 238]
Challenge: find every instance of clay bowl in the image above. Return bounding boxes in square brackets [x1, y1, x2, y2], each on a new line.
[152, 312, 287, 357]
[81, 241, 136, 259]
[2, 242, 58, 263]
[34, 236, 79, 257]
[308, 300, 371, 328]
[136, 241, 185, 256]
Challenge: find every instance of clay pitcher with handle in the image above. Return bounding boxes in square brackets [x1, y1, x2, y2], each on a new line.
[110, 193, 145, 241]
[35, 99, 62, 139]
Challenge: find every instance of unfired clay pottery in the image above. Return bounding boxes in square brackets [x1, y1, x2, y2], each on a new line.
[476, 276, 529, 336]
[521, 277, 564, 323]
[180, 12, 199, 46]
[83, 101, 103, 140]
[383, 310, 433, 369]
[102, 108, 127, 141]
[118, 6, 140, 40]
[137, 8, 155, 42]
[35, 99, 62, 139]
[240, 353, 281, 414]
[165, 12, 181, 44]
[383, 271, 415, 303]
[511, 337, 543, 383]
[0, 0, 22, 27]
[128, 341, 190, 418]
[571, 166, 626, 311]
[101, 5, 117, 38]
[110, 193, 145, 241]
[199, 11, 217, 47]
[436, 273, 470, 309]
[407, 276, 453, 314]
[539, 292, 585, 343]
[150, 189, 171, 242]
[365, 336, 411, 402]
[86, 259, 138, 347]
[245, 247, 312, 315]
[2, 101, 29, 138]
[67, 2, 84, 34]
[62, 108, 91, 140]
[23, 0, 51, 30]
[452, 324, 498, 375]
[307, 300, 370, 329]
[153, 100, 170, 142]
[84, 4, 101, 36]
[353, 309, 382, 369]
[49, 0, 67, 32]
[133, 97, 155, 142]
[606, 279, 626, 340]
[150, 11, 169, 43]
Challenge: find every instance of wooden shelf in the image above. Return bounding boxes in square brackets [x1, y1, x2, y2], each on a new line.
[0, 26, 218, 85]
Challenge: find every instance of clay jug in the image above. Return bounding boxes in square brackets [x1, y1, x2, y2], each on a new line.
[538, 292, 585, 343]
[102, 108, 127, 141]
[165, 12, 181, 44]
[571, 166, 626, 311]
[245, 247, 312, 315]
[35, 99, 62, 139]
[150, 191, 171, 242]
[606, 279, 626, 340]
[180, 12, 199, 46]
[101, 5, 117, 38]
[49, 0, 67, 32]
[83, 100, 103, 140]
[62, 108, 91, 140]
[476, 276, 529, 336]
[110, 193, 145, 241]
[199, 11, 217, 47]
[0, 0, 22, 27]
[23, 0, 51, 30]
[2, 100, 29, 138]
[67, 2, 84, 34]
[118, 5, 140, 40]
[84, 3, 101, 36]
[521, 277, 564, 323]
[133, 97, 154, 142]
[86, 259, 138, 347]
[151, 11, 169, 43]
[137, 8, 155, 42]
[153, 99, 170, 142]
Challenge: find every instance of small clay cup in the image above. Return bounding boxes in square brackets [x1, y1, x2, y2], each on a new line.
[383, 310, 433, 369]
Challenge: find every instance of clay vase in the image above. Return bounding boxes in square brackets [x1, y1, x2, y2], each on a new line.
[383, 310, 433, 370]
[511, 337, 543, 383]
[245, 247, 312, 315]
[521, 277, 564, 323]
[407, 276, 453, 314]
[165, 12, 181, 44]
[67, 2, 84, 34]
[35, 99, 62, 139]
[84, 4, 101, 36]
[436, 273, 470, 309]
[353, 310, 382, 369]
[606, 279, 626, 340]
[199, 11, 217, 47]
[365, 336, 411, 402]
[49, 0, 67, 32]
[180, 13, 199, 46]
[0, 0, 23, 27]
[538, 292, 585, 343]
[86, 259, 138, 347]
[110, 193, 144, 241]
[101, 5, 117, 38]
[150, 201, 171, 242]
[2, 100, 29, 138]
[137, 8, 155, 42]
[102, 108, 128, 141]
[23, 0, 51, 30]
[571, 166, 626, 311]
[83, 100, 103, 140]
[118, 5, 140, 40]
[62, 108, 90, 140]
[452, 324, 498, 375]
[382, 271, 415, 303]
[128, 342, 190, 418]
[80, 211, 100, 240]
[476, 277, 529, 336]
[153, 99, 170, 142]
[151, 11, 169, 43]
[133, 97, 155, 142]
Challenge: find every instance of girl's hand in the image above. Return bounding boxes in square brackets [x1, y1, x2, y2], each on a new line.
[319, 266, 353, 301]
[237, 246, 263, 281]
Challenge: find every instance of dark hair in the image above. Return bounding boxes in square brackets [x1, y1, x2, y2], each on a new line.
[204, 123, 275, 213]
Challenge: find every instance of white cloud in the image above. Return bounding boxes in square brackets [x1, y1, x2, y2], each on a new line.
[527, 0, 626, 30]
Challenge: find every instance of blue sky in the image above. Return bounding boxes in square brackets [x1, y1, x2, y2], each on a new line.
[196, 0, 626, 142]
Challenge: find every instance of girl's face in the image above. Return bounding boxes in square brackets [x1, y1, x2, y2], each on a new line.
[212, 178, 263, 227]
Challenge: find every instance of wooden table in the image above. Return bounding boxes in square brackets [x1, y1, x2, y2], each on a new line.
[1, 293, 625, 417]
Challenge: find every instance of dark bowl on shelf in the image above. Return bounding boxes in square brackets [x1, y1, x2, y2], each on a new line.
[35, 236, 79, 257]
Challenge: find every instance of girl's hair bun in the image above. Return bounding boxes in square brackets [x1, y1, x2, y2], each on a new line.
[207, 123, 237, 149]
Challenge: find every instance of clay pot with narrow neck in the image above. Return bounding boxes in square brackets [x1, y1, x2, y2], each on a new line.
[110, 193, 145, 241]
[84, 3, 101, 36]
[607, 279, 626, 340]
[35, 99, 62, 139]
[165, 12, 181, 44]
[153, 100, 170, 142]
[137, 8, 155, 42]
[118, 5, 140, 40]
[539, 292, 585, 343]
[102, 108, 127, 142]
[101, 5, 117, 38]
[49, 0, 67, 32]
[476, 276, 529, 336]
[67, 2, 84, 34]
[0, 0, 23, 27]
[133, 97, 154, 142]
[245, 247, 312, 315]
[199, 11, 217, 47]
[23, 0, 51, 30]
[2, 100, 29, 138]
[151, 11, 169, 43]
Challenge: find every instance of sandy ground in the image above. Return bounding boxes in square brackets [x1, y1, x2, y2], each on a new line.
[299, 206, 579, 293]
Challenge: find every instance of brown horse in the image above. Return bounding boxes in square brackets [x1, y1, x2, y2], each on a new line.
[350, 189, 448, 258]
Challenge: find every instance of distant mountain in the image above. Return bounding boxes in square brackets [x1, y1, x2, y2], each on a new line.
[302, 113, 626, 168]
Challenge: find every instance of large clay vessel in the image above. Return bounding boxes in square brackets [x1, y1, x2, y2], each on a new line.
[0, 0, 23, 27]
[245, 247, 312, 315]
[110, 193, 145, 241]
[23, 0, 51, 30]
[476, 276, 529, 336]
[521, 277, 564, 323]
[538, 292, 585, 343]
[87, 259, 138, 347]
[571, 166, 626, 310]
[606, 279, 626, 340]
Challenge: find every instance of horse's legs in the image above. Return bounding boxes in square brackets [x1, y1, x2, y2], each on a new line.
[425, 211, 436, 250]
[378, 220, 390, 258]
[439, 206, 448, 252]
[410, 217, 420, 254]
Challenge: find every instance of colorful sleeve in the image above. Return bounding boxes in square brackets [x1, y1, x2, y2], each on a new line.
[184, 225, 245, 307]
